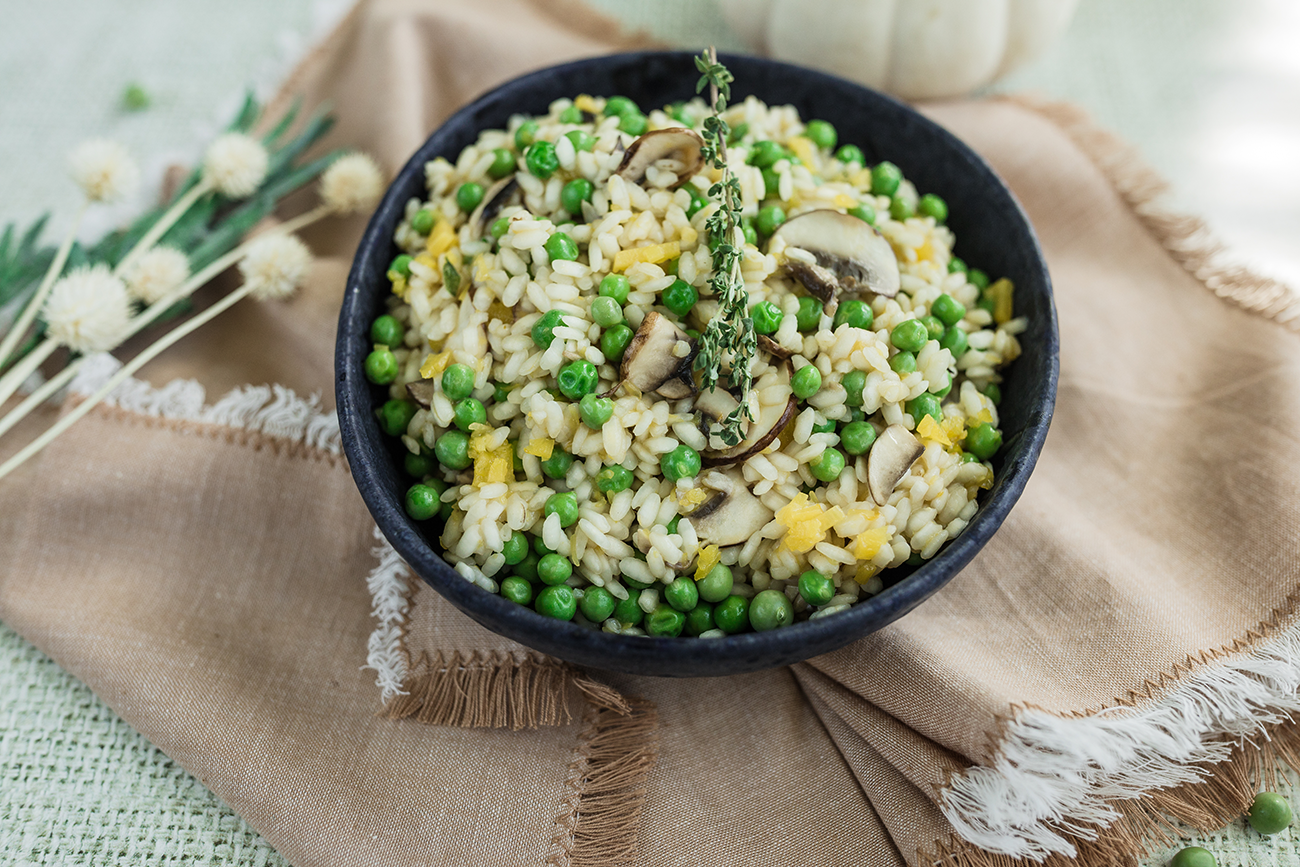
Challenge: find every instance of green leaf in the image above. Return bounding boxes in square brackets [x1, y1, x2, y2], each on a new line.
[227, 90, 260, 133]
[261, 97, 302, 148]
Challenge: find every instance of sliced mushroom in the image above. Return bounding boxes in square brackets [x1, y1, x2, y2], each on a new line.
[867, 424, 924, 506]
[757, 334, 794, 361]
[694, 386, 744, 450]
[620, 311, 698, 400]
[772, 210, 900, 302]
[405, 379, 438, 408]
[688, 469, 775, 547]
[702, 394, 797, 468]
[468, 175, 519, 238]
[615, 128, 705, 190]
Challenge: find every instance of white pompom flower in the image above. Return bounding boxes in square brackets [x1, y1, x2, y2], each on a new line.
[319, 152, 384, 214]
[238, 234, 312, 301]
[203, 133, 269, 198]
[43, 265, 133, 353]
[70, 139, 140, 203]
[123, 246, 191, 304]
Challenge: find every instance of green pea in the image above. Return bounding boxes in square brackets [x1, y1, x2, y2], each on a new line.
[930, 373, 952, 399]
[792, 365, 822, 400]
[940, 325, 968, 358]
[907, 393, 943, 425]
[965, 422, 1002, 460]
[561, 178, 595, 217]
[456, 182, 484, 212]
[525, 141, 559, 179]
[664, 576, 699, 612]
[749, 589, 794, 631]
[388, 254, 413, 277]
[870, 161, 902, 196]
[487, 147, 516, 180]
[559, 104, 583, 124]
[545, 491, 579, 528]
[684, 602, 715, 636]
[748, 140, 785, 168]
[811, 447, 846, 482]
[662, 279, 697, 317]
[580, 586, 617, 622]
[598, 273, 630, 304]
[410, 208, 436, 235]
[805, 119, 837, 150]
[1168, 847, 1216, 867]
[377, 398, 417, 436]
[502, 532, 529, 565]
[726, 121, 749, 144]
[364, 348, 398, 385]
[698, 563, 734, 603]
[589, 296, 623, 329]
[798, 570, 836, 606]
[596, 464, 633, 494]
[751, 300, 783, 335]
[535, 585, 577, 620]
[490, 217, 510, 241]
[685, 184, 710, 218]
[600, 323, 634, 363]
[545, 232, 579, 263]
[619, 112, 648, 136]
[981, 383, 1002, 405]
[667, 101, 690, 125]
[533, 535, 554, 557]
[948, 256, 967, 274]
[920, 315, 945, 340]
[603, 95, 637, 118]
[890, 319, 929, 353]
[889, 194, 915, 221]
[836, 144, 865, 167]
[404, 450, 436, 479]
[796, 296, 824, 331]
[931, 294, 966, 327]
[833, 299, 873, 331]
[500, 576, 533, 606]
[538, 552, 573, 585]
[514, 120, 539, 149]
[842, 369, 867, 407]
[646, 604, 686, 637]
[558, 359, 599, 400]
[713, 595, 750, 634]
[424, 478, 452, 520]
[840, 421, 877, 456]
[579, 394, 614, 429]
[404, 483, 440, 521]
[811, 418, 836, 434]
[660, 444, 701, 482]
[756, 205, 786, 237]
[959, 451, 982, 464]
[741, 219, 758, 247]
[848, 203, 876, 225]
[441, 363, 475, 401]
[613, 595, 644, 626]
[760, 167, 781, 200]
[540, 448, 573, 480]
[493, 381, 514, 404]
[1248, 792, 1293, 835]
[889, 351, 917, 374]
[513, 550, 540, 582]
[453, 397, 486, 431]
[666, 515, 681, 536]
[434, 430, 471, 470]
[531, 309, 566, 349]
[918, 193, 948, 223]
[968, 268, 990, 290]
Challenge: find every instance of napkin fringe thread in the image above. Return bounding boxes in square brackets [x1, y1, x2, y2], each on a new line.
[382, 650, 578, 729]
[1005, 93, 1300, 330]
[363, 526, 417, 704]
[549, 698, 658, 867]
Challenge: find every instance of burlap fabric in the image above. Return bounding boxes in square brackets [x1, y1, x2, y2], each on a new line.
[2, 1, 1299, 865]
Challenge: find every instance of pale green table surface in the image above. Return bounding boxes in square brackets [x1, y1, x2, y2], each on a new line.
[2, 2, 1299, 865]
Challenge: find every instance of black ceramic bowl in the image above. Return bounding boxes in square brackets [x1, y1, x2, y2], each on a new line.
[336, 51, 1057, 677]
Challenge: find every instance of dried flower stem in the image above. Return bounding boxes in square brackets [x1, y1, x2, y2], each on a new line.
[0, 202, 87, 372]
[112, 178, 214, 279]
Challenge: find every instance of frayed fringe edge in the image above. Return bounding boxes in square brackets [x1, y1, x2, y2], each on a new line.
[362, 526, 415, 704]
[549, 698, 658, 867]
[1004, 94, 1300, 330]
[69, 352, 341, 454]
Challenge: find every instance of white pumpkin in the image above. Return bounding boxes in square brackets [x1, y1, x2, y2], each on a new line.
[719, 0, 1080, 100]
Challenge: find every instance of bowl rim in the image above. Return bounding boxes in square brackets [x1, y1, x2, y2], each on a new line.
[336, 50, 1059, 676]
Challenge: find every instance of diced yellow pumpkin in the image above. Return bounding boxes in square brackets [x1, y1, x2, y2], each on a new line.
[419, 351, 452, 379]
[849, 168, 872, 187]
[851, 527, 891, 561]
[854, 563, 882, 585]
[988, 278, 1014, 325]
[473, 253, 492, 285]
[974, 408, 994, 425]
[612, 240, 680, 273]
[425, 217, 457, 259]
[832, 193, 858, 210]
[916, 239, 935, 262]
[679, 486, 710, 515]
[694, 544, 721, 581]
[389, 273, 408, 300]
[677, 225, 698, 249]
[523, 437, 555, 460]
[788, 135, 814, 168]
[775, 494, 844, 554]
[574, 94, 600, 114]
[941, 415, 966, 445]
[916, 414, 951, 447]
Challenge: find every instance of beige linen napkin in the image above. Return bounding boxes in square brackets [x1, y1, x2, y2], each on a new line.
[2, 1, 1299, 866]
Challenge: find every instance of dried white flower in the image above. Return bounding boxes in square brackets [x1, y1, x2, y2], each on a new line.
[238, 234, 311, 301]
[43, 265, 132, 353]
[69, 139, 140, 203]
[202, 133, 269, 198]
[319, 152, 384, 214]
[123, 246, 191, 304]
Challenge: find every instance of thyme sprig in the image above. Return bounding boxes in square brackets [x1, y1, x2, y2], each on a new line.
[694, 48, 755, 447]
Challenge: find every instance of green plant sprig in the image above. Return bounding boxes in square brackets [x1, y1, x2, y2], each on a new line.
[694, 48, 755, 448]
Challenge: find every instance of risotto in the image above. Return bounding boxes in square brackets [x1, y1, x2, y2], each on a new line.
[362, 93, 1026, 638]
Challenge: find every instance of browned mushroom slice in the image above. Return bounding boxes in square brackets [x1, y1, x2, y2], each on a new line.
[757, 334, 794, 360]
[468, 175, 519, 238]
[772, 209, 900, 302]
[615, 128, 705, 190]
[702, 394, 797, 468]
[620, 311, 698, 400]
[688, 469, 775, 547]
[405, 379, 438, 408]
[867, 424, 923, 505]
[694, 386, 745, 450]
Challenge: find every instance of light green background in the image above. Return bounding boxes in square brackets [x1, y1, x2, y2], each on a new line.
[2, 2, 1298, 865]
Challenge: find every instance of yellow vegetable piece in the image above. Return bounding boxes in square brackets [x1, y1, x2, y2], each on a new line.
[849, 168, 872, 187]
[487, 300, 514, 323]
[414, 252, 436, 271]
[851, 527, 891, 561]
[677, 225, 698, 249]
[832, 193, 858, 210]
[473, 253, 492, 285]
[775, 494, 844, 554]
[854, 563, 881, 585]
[788, 135, 814, 168]
[988, 278, 1014, 325]
[523, 437, 555, 460]
[574, 94, 600, 114]
[419, 350, 452, 380]
[679, 486, 709, 515]
[426, 217, 457, 259]
[974, 408, 994, 425]
[389, 273, 408, 300]
[694, 544, 721, 581]
[916, 239, 935, 262]
[916, 415, 951, 447]
[611, 240, 681, 273]
[941, 415, 966, 445]
[471, 439, 513, 487]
